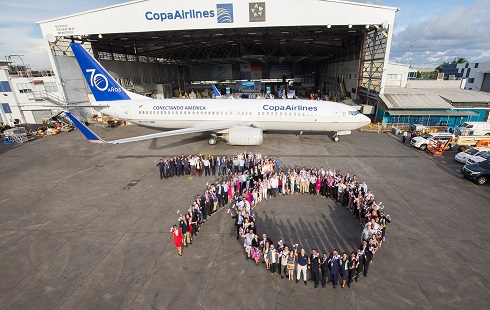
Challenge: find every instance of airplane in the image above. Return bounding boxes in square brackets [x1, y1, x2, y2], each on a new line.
[65, 42, 371, 145]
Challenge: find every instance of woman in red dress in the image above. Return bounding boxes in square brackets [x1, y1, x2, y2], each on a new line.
[171, 225, 183, 256]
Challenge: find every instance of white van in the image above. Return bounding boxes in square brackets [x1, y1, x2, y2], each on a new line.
[410, 132, 455, 151]
[455, 147, 490, 164]
[466, 150, 490, 165]
[460, 122, 490, 136]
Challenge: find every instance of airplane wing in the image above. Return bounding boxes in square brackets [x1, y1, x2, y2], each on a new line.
[64, 112, 240, 144]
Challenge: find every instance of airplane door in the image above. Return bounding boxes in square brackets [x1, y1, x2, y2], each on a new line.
[333, 108, 339, 122]
[236, 110, 242, 119]
[122, 106, 131, 119]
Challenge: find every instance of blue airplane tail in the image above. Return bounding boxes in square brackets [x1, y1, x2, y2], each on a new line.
[211, 84, 222, 97]
[70, 43, 130, 101]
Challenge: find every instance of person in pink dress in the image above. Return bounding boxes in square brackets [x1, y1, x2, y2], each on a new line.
[315, 175, 322, 195]
[227, 181, 233, 201]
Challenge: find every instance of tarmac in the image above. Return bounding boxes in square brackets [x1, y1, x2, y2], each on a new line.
[0, 124, 489, 310]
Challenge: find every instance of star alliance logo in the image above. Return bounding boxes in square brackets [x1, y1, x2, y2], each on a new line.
[217, 3, 234, 23]
[249, 2, 265, 22]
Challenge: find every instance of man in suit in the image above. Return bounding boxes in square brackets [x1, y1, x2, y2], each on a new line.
[210, 156, 216, 176]
[320, 252, 329, 288]
[309, 249, 321, 288]
[328, 249, 341, 289]
[180, 214, 191, 247]
[164, 160, 172, 179]
[176, 157, 182, 176]
[216, 182, 224, 209]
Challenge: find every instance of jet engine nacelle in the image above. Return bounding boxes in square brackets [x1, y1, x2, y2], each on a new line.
[221, 127, 263, 145]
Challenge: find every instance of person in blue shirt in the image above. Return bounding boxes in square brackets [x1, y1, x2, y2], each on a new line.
[156, 159, 165, 180]
[296, 248, 309, 285]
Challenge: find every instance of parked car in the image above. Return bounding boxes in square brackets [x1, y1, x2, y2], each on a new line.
[466, 151, 490, 165]
[410, 132, 455, 151]
[455, 147, 490, 164]
[462, 160, 490, 185]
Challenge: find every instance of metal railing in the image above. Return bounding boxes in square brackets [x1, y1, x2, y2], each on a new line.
[27, 91, 68, 106]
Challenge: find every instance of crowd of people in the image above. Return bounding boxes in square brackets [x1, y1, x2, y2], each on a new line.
[167, 152, 392, 289]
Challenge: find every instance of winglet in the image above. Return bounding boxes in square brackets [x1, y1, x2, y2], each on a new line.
[65, 112, 106, 143]
[211, 84, 222, 97]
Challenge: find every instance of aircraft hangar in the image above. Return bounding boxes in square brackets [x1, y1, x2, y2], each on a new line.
[37, 0, 398, 120]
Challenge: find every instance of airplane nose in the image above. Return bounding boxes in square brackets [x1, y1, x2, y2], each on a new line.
[360, 114, 371, 126]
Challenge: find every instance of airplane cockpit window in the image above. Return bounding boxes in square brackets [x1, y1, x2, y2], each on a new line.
[348, 111, 360, 116]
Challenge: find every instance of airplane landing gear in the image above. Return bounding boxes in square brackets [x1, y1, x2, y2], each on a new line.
[332, 130, 351, 142]
[208, 133, 218, 145]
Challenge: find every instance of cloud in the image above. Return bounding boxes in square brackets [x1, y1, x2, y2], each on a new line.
[390, 0, 490, 67]
[0, 0, 123, 69]
[0, 26, 51, 69]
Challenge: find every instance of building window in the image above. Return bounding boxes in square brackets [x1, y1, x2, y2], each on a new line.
[0, 81, 12, 92]
[17, 83, 32, 93]
[44, 82, 58, 93]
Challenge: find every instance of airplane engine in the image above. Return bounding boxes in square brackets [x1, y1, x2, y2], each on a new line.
[221, 127, 263, 145]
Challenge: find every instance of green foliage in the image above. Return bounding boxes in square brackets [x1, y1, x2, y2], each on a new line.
[452, 57, 468, 64]
[434, 57, 469, 73]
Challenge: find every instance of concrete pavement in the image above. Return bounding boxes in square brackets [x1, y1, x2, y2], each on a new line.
[0, 124, 489, 309]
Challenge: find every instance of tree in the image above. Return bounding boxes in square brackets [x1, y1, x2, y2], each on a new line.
[435, 57, 469, 73]
[435, 62, 448, 73]
[452, 57, 468, 64]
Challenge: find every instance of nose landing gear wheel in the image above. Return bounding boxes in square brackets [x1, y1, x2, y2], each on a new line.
[208, 138, 217, 145]
[333, 136, 339, 142]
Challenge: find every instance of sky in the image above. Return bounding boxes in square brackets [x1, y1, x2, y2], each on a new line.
[1, 0, 489, 70]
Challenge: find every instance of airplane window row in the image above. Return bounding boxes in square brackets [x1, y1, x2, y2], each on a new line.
[137, 110, 318, 117]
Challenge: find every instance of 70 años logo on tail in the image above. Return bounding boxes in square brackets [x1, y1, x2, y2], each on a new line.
[86, 69, 122, 92]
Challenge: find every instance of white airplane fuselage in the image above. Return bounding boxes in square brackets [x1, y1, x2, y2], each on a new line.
[100, 98, 370, 132]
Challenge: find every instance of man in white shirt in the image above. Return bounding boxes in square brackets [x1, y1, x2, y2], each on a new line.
[203, 157, 210, 176]
[270, 174, 279, 198]
[189, 156, 197, 176]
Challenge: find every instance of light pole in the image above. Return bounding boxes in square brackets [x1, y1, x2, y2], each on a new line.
[6, 54, 30, 78]
[5, 54, 29, 124]
[408, 45, 413, 66]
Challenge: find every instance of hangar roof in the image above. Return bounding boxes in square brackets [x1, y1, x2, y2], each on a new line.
[380, 93, 453, 110]
[386, 110, 477, 117]
[37, 0, 397, 65]
[382, 86, 490, 110]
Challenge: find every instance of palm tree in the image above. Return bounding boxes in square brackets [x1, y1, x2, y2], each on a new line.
[452, 57, 468, 64]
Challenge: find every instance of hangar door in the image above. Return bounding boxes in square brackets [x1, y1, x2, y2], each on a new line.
[481, 73, 490, 92]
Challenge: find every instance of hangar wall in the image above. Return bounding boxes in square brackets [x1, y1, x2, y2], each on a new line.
[38, 0, 397, 110]
[324, 60, 361, 100]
